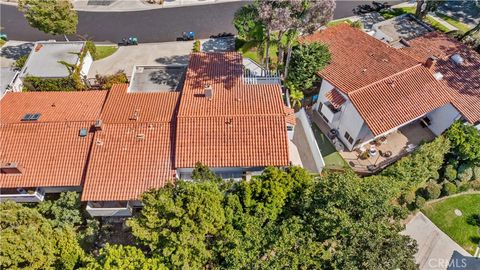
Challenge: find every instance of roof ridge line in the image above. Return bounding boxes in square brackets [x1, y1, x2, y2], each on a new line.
[176, 113, 288, 119]
[347, 63, 424, 96]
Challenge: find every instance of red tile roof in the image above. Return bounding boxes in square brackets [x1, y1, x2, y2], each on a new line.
[400, 32, 480, 124]
[284, 107, 296, 125]
[81, 123, 175, 201]
[175, 53, 290, 168]
[349, 65, 452, 135]
[0, 91, 107, 123]
[300, 24, 419, 94]
[0, 122, 94, 188]
[175, 115, 289, 168]
[325, 89, 346, 109]
[100, 84, 180, 123]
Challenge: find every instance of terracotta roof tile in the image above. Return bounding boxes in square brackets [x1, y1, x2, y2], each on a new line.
[325, 89, 346, 109]
[0, 122, 94, 188]
[175, 115, 289, 168]
[349, 65, 452, 135]
[82, 123, 175, 201]
[400, 32, 480, 124]
[300, 24, 419, 93]
[284, 106, 296, 125]
[0, 91, 107, 123]
[100, 84, 180, 123]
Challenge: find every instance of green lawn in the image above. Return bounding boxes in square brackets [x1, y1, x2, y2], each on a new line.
[327, 19, 352, 27]
[311, 124, 348, 170]
[435, 12, 471, 33]
[379, 7, 415, 19]
[422, 194, 480, 255]
[94, 45, 118, 60]
[424, 15, 452, 33]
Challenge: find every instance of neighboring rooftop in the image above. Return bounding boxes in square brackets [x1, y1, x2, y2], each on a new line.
[128, 65, 187, 92]
[20, 41, 85, 78]
[300, 24, 419, 94]
[401, 32, 480, 125]
[0, 67, 16, 97]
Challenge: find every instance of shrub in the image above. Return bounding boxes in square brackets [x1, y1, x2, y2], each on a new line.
[470, 179, 480, 191]
[473, 166, 480, 181]
[423, 181, 441, 200]
[350, 20, 363, 29]
[445, 121, 480, 163]
[193, 39, 201, 52]
[444, 164, 457, 181]
[455, 180, 471, 192]
[95, 71, 128, 90]
[13, 55, 28, 70]
[23, 76, 77, 91]
[400, 191, 416, 205]
[84, 40, 96, 59]
[415, 196, 426, 209]
[441, 182, 457, 196]
[457, 163, 473, 181]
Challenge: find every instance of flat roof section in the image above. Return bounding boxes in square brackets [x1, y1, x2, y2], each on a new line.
[129, 65, 186, 92]
[20, 41, 85, 78]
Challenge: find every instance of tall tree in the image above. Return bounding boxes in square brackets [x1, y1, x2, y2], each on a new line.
[0, 201, 84, 269]
[18, 0, 78, 40]
[86, 244, 167, 270]
[461, 22, 480, 40]
[415, 0, 442, 19]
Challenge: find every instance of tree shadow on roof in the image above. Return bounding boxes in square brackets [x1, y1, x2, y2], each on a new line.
[0, 42, 34, 60]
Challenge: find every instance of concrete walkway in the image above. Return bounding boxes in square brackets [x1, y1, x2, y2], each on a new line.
[402, 212, 480, 270]
[427, 12, 459, 31]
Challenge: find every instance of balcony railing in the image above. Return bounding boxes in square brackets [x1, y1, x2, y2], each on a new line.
[0, 188, 45, 203]
[86, 201, 133, 217]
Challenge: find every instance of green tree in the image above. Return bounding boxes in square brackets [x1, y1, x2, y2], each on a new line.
[37, 191, 83, 227]
[18, 0, 78, 39]
[286, 42, 331, 91]
[86, 244, 167, 270]
[285, 81, 304, 108]
[127, 181, 226, 269]
[445, 121, 480, 163]
[192, 161, 218, 181]
[0, 201, 84, 269]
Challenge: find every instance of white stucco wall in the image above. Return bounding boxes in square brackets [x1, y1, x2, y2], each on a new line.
[296, 108, 325, 173]
[313, 79, 335, 111]
[80, 51, 93, 77]
[426, 103, 462, 135]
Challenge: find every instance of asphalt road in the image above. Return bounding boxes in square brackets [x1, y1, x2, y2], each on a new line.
[0, 1, 403, 43]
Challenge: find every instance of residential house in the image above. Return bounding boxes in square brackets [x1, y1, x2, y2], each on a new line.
[1, 52, 302, 217]
[301, 24, 479, 155]
[12, 41, 93, 91]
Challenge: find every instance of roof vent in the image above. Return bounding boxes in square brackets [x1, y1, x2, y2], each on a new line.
[424, 56, 437, 71]
[399, 39, 410, 47]
[1, 163, 23, 174]
[451, 54, 464, 65]
[94, 119, 103, 131]
[204, 84, 214, 100]
[433, 72, 444, 81]
[130, 110, 140, 121]
[34, 43, 43, 52]
[136, 133, 145, 140]
[225, 118, 233, 126]
[79, 128, 88, 137]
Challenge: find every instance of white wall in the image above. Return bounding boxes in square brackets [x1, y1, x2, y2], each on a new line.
[426, 103, 461, 135]
[80, 51, 93, 77]
[295, 108, 325, 173]
[313, 79, 335, 111]
[334, 101, 368, 150]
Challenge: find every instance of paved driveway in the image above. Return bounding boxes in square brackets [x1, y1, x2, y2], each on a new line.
[88, 41, 193, 78]
[402, 213, 480, 270]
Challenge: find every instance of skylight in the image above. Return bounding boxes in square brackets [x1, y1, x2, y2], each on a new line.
[21, 113, 41, 121]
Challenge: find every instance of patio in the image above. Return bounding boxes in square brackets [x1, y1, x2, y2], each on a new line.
[340, 121, 435, 174]
[309, 109, 435, 175]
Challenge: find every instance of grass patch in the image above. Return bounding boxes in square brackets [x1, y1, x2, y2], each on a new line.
[327, 19, 352, 27]
[424, 15, 452, 33]
[435, 12, 471, 33]
[379, 7, 415, 19]
[311, 124, 348, 170]
[94, 45, 118, 60]
[236, 38, 278, 68]
[422, 194, 480, 255]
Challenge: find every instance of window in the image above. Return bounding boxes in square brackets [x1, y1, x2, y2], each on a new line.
[344, 131, 354, 144]
[287, 125, 294, 131]
[21, 113, 41, 121]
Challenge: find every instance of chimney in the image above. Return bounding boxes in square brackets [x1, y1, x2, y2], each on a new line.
[130, 109, 140, 121]
[1, 163, 23, 174]
[34, 43, 43, 52]
[424, 56, 437, 71]
[94, 119, 103, 131]
[204, 84, 213, 100]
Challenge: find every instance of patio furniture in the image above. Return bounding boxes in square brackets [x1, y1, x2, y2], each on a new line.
[380, 150, 392, 158]
[369, 146, 377, 156]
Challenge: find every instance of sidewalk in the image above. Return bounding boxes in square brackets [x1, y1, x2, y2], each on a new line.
[71, 0, 242, 12]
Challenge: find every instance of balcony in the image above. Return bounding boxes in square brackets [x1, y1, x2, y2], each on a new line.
[0, 187, 45, 203]
[86, 201, 132, 217]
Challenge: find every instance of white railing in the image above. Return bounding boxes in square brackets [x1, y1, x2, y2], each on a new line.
[243, 57, 281, 85]
[0, 188, 45, 203]
[86, 201, 133, 217]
